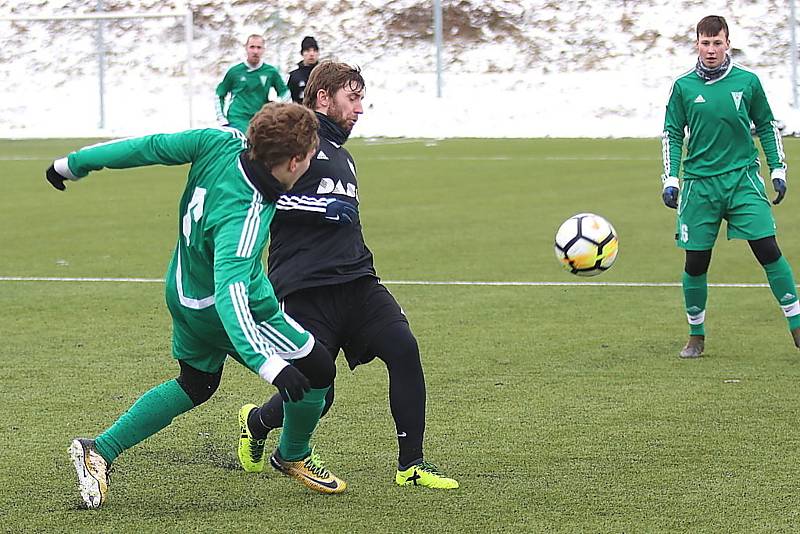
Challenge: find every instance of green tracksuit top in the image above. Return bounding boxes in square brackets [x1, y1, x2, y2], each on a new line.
[215, 62, 289, 131]
[662, 63, 785, 179]
[56, 128, 290, 376]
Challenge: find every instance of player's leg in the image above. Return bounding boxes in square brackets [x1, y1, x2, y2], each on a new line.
[730, 165, 800, 348]
[69, 359, 221, 508]
[749, 236, 800, 347]
[676, 177, 722, 358]
[267, 340, 345, 493]
[245, 381, 335, 441]
[346, 279, 458, 489]
[680, 249, 712, 358]
[235, 304, 344, 493]
[242, 288, 341, 446]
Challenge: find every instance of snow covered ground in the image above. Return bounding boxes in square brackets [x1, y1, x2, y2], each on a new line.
[1, 0, 799, 138]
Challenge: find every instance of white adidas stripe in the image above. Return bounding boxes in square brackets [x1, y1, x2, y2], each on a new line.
[236, 191, 262, 258]
[276, 195, 329, 213]
[230, 281, 274, 358]
[256, 323, 296, 353]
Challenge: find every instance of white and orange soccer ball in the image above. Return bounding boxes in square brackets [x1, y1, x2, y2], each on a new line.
[554, 213, 619, 276]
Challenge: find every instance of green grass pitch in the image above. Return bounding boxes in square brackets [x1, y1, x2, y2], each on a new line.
[2, 137, 800, 532]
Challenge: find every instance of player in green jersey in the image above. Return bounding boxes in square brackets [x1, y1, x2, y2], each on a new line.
[46, 103, 347, 509]
[661, 15, 800, 358]
[215, 35, 290, 133]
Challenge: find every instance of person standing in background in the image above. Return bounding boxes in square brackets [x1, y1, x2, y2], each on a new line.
[287, 36, 319, 104]
[216, 35, 290, 132]
[660, 15, 800, 358]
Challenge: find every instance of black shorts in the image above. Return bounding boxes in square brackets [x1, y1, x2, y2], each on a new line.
[281, 276, 409, 369]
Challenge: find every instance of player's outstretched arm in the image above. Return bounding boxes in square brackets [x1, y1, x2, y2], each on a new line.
[44, 131, 208, 191]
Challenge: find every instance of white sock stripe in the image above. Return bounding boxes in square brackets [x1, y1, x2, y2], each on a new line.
[782, 301, 800, 317]
[687, 310, 706, 325]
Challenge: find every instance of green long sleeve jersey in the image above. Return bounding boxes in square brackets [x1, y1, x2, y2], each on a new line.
[661, 63, 786, 179]
[215, 62, 289, 129]
[54, 128, 291, 380]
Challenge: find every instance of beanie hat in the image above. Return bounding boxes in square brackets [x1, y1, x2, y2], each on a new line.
[301, 36, 318, 52]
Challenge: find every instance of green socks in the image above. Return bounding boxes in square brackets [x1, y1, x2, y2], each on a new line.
[682, 272, 707, 336]
[94, 379, 194, 464]
[279, 387, 329, 461]
[763, 256, 800, 330]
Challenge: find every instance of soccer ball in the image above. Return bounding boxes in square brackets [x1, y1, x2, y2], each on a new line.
[554, 213, 619, 276]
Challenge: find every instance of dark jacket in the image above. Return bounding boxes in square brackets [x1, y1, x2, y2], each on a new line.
[287, 62, 317, 104]
[267, 113, 375, 299]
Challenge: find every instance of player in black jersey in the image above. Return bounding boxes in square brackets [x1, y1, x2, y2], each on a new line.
[287, 36, 319, 104]
[238, 61, 458, 489]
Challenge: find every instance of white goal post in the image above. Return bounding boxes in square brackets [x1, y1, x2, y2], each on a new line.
[0, 9, 195, 131]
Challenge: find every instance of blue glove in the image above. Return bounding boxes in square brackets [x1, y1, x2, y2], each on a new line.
[661, 175, 679, 209]
[662, 187, 678, 209]
[324, 199, 358, 224]
[772, 168, 787, 205]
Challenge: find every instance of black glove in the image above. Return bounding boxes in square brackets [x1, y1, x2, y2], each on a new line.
[662, 186, 678, 209]
[772, 177, 787, 205]
[324, 199, 358, 224]
[272, 365, 310, 402]
[46, 164, 68, 191]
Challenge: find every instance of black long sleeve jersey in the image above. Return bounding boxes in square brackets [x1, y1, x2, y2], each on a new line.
[287, 62, 316, 104]
[267, 119, 376, 300]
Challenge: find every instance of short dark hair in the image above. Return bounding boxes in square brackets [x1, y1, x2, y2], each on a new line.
[303, 61, 365, 110]
[247, 103, 319, 168]
[696, 15, 729, 40]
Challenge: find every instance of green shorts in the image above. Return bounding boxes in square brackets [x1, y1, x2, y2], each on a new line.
[166, 283, 311, 374]
[676, 164, 776, 250]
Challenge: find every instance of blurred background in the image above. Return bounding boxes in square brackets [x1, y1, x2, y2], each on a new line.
[1, 0, 798, 138]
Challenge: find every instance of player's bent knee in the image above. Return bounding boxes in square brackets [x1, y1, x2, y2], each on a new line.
[684, 249, 712, 276]
[373, 323, 422, 371]
[749, 236, 782, 265]
[176, 361, 222, 406]
[293, 340, 336, 389]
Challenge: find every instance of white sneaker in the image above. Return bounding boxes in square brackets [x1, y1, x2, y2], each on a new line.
[68, 438, 110, 509]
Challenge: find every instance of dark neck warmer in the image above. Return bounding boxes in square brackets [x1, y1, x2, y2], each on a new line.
[695, 54, 731, 81]
[317, 112, 349, 145]
[238, 152, 285, 202]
